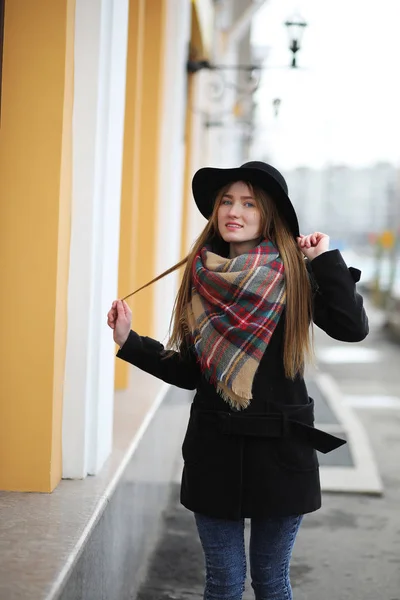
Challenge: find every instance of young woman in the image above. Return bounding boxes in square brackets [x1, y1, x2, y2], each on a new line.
[107, 161, 368, 600]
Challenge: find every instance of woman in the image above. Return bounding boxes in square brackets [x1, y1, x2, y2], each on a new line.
[107, 161, 368, 600]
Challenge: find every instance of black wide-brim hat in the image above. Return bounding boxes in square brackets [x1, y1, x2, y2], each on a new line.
[192, 161, 300, 238]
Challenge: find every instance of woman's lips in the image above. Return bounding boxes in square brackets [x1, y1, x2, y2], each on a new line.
[226, 223, 243, 230]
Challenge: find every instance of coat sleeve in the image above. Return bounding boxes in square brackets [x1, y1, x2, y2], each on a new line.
[307, 249, 369, 342]
[116, 330, 200, 390]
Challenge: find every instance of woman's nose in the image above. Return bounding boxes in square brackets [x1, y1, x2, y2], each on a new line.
[228, 202, 241, 217]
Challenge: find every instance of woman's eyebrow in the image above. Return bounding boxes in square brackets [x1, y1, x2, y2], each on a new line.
[223, 193, 255, 200]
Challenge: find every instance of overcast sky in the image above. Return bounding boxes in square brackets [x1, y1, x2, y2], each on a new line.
[251, 0, 400, 169]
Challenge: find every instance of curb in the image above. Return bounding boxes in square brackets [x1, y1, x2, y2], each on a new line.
[314, 372, 383, 496]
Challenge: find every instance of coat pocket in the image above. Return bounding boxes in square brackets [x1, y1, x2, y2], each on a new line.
[181, 413, 240, 466]
[272, 437, 319, 472]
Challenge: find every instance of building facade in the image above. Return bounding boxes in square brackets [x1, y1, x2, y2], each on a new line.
[283, 162, 399, 244]
[0, 0, 262, 596]
[0, 0, 211, 493]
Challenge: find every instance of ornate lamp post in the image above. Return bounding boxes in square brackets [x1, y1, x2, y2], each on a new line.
[185, 14, 309, 131]
[284, 14, 308, 68]
[272, 98, 281, 118]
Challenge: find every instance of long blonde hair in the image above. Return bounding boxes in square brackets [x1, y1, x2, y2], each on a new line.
[123, 182, 314, 379]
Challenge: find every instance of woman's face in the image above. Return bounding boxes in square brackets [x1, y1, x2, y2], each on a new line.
[217, 181, 262, 255]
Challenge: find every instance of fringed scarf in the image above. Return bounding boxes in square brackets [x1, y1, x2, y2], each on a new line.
[188, 240, 286, 410]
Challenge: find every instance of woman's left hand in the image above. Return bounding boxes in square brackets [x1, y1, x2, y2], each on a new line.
[297, 232, 330, 261]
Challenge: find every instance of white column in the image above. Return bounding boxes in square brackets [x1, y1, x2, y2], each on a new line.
[186, 70, 209, 248]
[153, 0, 192, 343]
[62, 0, 129, 478]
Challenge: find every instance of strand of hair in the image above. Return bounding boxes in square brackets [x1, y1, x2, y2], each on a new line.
[120, 257, 188, 301]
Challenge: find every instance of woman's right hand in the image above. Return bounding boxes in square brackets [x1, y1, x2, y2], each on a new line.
[107, 300, 132, 348]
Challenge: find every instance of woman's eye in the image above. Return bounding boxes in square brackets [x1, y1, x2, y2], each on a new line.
[244, 202, 255, 208]
[222, 199, 231, 205]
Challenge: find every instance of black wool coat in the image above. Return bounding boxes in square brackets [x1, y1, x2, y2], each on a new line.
[117, 250, 369, 520]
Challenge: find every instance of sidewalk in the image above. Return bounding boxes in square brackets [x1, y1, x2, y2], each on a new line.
[136, 301, 400, 600]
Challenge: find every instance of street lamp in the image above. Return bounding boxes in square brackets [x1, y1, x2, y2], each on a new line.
[272, 98, 281, 118]
[187, 14, 308, 76]
[284, 14, 308, 68]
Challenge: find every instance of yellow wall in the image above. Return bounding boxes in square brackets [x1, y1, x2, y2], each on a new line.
[181, 3, 208, 258]
[117, 0, 211, 391]
[116, 0, 167, 389]
[116, 0, 146, 389]
[0, 0, 75, 491]
[181, 73, 195, 259]
[191, 0, 213, 60]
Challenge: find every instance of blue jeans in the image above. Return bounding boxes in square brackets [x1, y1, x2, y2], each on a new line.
[194, 513, 303, 600]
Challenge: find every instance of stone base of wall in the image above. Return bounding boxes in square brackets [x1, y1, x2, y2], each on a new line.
[58, 387, 192, 600]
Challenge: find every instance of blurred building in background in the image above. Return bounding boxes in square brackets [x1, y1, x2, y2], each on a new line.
[283, 162, 399, 245]
[0, 0, 267, 597]
[283, 161, 400, 335]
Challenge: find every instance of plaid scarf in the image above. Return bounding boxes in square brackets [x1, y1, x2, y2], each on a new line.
[188, 240, 286, 410]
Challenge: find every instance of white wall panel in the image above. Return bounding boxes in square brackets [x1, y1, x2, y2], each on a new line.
[63, 0, 129, 478]
[153, 0, 192, 344]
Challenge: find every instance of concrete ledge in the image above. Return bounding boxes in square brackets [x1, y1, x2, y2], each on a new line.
[0, 369, 192, 600]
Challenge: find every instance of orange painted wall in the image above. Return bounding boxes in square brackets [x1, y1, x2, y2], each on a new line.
[0, 0, 75, 491]
[116, 0, 167, 389]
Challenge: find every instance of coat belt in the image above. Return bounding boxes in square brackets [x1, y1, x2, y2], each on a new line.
[193, 408, 346, 454]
